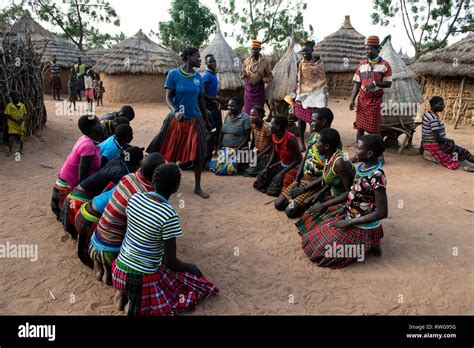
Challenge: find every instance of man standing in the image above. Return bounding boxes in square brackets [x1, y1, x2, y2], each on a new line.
[74, 57, 87, 101]
[202, 54, 227, 159]
[50, 57, 62, 101]
[350, 35, 392, 161]
[240, 40, 273, 115]
[294, 40, 328, 152]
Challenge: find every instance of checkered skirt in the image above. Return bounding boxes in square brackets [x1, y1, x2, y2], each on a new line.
[112, 260, 219, 316]
[300, 213, 384, 269]
[355, 89, 384, 133]
[281, 173, 323, 207]
[293, 103, 317, 123]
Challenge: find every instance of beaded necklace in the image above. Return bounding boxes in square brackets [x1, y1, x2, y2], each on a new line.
[179, 65, 196, 78]
[368, 56, 381, 65]
[356, 159, 382, 178]
[322, 150, 339, 180]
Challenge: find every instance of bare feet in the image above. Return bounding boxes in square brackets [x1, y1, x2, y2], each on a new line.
[102, 264, 112, 286]
[93, 261, 104, 281]
[114, 290, 129, 311]
[194, 187, 209, 199]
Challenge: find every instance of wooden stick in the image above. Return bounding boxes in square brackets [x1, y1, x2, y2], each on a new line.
[454, 77, 466, 130]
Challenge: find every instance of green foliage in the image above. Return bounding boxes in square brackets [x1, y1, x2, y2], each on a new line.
[216, 0, 311, 49]
[0, 0, 124, 50]
[158, 0, 216, 53]
[371, 0, 473, 60]
[0, 4, 27, 29]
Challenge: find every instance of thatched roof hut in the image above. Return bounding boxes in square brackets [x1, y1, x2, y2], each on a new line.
[411, 34, 474, 127]
[85, 45, 108, 65]
[11, 11, 92, 95]
[200, 21, 243, 95]
[93, 30, 179, 103]
[266, 40, 299, 116]
[314, 15, 365, 96]
[379, 37, 422, 127]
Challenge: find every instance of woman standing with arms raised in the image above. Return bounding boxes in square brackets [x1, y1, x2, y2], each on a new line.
[147, 48, 211, 198]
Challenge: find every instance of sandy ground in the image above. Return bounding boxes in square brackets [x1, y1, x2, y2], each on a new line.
[0, 95, 473, 315]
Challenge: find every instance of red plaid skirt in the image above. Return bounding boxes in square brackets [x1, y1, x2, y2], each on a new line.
[112, 260, 219, 316]
[422, 143, 459, 170]
[355, 89, 384, 133]
[293, 103, 317, 123]
[301, 213, 383, 269]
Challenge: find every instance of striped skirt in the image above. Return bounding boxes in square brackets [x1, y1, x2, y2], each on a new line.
[60, 187, 91, 239]
[299, 213, 383, 269]
[112, 259, 219, 316]
[75, 202, 101, 268]
[281, 172, 323, 207]
[146, 113, 207, 163]
[51, 178, 72, 220]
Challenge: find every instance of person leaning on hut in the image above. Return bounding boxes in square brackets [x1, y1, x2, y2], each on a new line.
[421, 96, 474, 172]
[146, 47, 211, 199]
[49, 57, 62, 101]
[240, 40, 273, 114]
[293, 40, 328, 152]
[349, 35, 392, 162]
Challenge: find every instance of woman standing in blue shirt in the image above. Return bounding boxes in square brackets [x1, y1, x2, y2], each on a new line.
[147, 47, 211, 198]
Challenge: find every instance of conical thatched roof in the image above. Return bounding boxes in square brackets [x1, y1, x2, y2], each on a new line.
[380, 37, 422, 117]
[266, 40, 299, 101]
[314, 15, 365, 72]
[11, 11, 92, 68]
[411, 34, 474, 78]
[93, 30, 179, 75]
[200, 21, 243, 90]
[85, 45, 108, 64]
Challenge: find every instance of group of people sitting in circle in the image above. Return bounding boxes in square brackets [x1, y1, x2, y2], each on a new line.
[48, 43, 473, 316]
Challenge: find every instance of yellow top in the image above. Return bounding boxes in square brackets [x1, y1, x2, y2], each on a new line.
[4, 101, 27, 139]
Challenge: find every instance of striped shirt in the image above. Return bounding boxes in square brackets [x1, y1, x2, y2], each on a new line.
[222, 112, 251, 148]
[50, 63, 61, 76]
[353, 58, 392, 92]
[94, 171, 152, 248]
[117, 192, 183, 274]
[251, 121, 271, 152]
[422, 110, 446, 143]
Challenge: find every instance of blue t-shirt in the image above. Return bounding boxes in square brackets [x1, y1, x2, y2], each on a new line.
[165, 68, 204, 119]
[202, 69, 219, 98]
[92, 186, 117, 214]
[98, 135, 121, 160]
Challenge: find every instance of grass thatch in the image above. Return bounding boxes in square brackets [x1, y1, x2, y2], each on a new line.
[200, 21, 243, 91]
[11, 11, 92, 68]
[315, 15, 365, 72]
[266, 42, 299, 102]
[94, 30, 179, 75]
[411, 34, 474, 78]
[380, 37, 422, 122]
[85, 45, 108, 65]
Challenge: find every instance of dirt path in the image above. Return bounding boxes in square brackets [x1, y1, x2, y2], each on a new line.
[0, 96, 472, 315]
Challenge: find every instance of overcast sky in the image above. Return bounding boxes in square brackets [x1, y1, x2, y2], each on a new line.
[31, 0, 470, 56]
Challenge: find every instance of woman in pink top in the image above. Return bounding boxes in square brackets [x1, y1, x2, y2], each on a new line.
[51, 115, 105, 219]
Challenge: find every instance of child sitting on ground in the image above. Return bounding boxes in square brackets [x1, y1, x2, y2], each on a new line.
[4, 91, 27, 156]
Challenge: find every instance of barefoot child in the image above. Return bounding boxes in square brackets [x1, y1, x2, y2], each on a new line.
[85, 69, 94, 112]
[95, 81, 105, 106]
[68, 69, 79, 112]
[4, 91, 27, 156]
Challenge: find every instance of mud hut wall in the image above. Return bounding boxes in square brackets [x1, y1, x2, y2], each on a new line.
[326, 71, 355, 96]
[419, 75, 473, 126]
[101, 74, 167, 104]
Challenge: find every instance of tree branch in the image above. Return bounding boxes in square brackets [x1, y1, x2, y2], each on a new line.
[74, 0, 84, 51]
[401, 0, 417, 46]
[417, 0, 431, 48]
[400, 0, 416, 49]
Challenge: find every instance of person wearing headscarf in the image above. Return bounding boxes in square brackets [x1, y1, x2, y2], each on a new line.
[240, 40, 273, 114]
